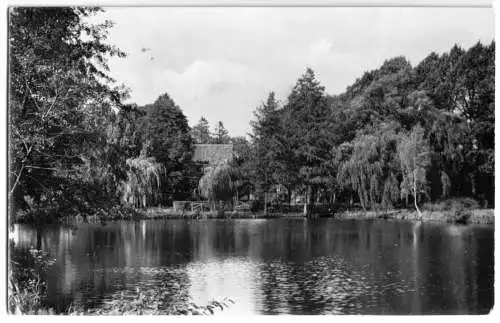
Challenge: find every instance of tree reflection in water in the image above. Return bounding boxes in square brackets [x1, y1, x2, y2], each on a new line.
[9, 218, 494, 314]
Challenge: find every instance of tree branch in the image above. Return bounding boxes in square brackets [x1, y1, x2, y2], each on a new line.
[9, 166, 24, 197]
[41, 89, 59, 120]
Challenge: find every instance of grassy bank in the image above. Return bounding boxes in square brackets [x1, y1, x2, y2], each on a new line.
[13, 205, 142, 225]
[15, 206, 494, 225]
[139, 203, 494, 225]
[138, 207, 305, 220]
[13, 197, 494, 225]
[336, 208, 494, 224]
[334, 198, 494, 224]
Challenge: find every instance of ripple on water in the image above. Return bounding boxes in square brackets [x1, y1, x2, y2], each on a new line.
[67, 254, 422, 315]
[254, 255, 419, 314]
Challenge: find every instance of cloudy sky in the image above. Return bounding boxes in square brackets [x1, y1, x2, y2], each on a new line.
[101, 7, 494, 136]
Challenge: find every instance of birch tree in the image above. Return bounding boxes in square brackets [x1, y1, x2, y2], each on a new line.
[397, 125, 431, 219]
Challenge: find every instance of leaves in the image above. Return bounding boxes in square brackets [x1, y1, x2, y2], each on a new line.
[198, 162, 236, 205]
[139, 93, 194, 204]
[212, 121, 231, 144]
[191, 117, 212, 144]
[120, 157, 166, 208]
[9, 7, 127, 213]
[397, 125, 431, 212]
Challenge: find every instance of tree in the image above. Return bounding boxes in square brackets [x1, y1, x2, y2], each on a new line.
[413, 42, 495, 206]
[140, 93, 193, 204]
[8, 7, 126, 215]
[212, 121, 230, 144]
[397, 125, 431, 219]
[283, 68, 334, 216]
[191, 117, 212, 144]
[228, 136, 254, 202]
[110, 104, 146, 158]
[120, 155, 166, 208]
[231, 136, 252, 161]
[198, 162, 236, 210]
[250, 92, 283, 213]
[453, 41, 495, 206]
[338, 123, 401, 211]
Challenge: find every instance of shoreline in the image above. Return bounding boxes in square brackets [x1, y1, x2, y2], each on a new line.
[45, 207, 493, 225]
[134, 207, 494, 225]
[12, 206, 494, 225]
[334, 208, 494, 224]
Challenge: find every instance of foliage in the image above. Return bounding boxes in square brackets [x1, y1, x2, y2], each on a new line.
[212, 121, 231, 144]
[250, 92, 283, 203]
[120, 156, 166, 208]
[338, 123, 401, 210]
[198, 162, 236, 208]
[191, 117, 212, 144]
[68, 289, 234, 315]
[397, 125, 431, 217]
[8, 246, 56, 314]
[110, 104, 146, 158]
[9, 7, 127, 217]
[229, 136, 254, 200]
[8, 7, 493, 220]
[281, 69, 335, 213]
[139, 93, 194, 204]
[244, 42, 493, 213]
[423, 197, 480, 212]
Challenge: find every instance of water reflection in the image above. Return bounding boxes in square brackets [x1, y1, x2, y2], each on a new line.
[10, 219, 493, 314]
[187, 258, 260, 315]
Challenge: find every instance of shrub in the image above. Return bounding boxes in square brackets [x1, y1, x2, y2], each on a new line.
[249, 200, 262, 213]
[423, 197, 480, 212]
[444, 198, 477, 224]
[421, 197, 483, 224]
[8, 246, 56, 314]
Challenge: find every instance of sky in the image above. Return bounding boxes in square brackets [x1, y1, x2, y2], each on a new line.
[100, 7, 494, 137]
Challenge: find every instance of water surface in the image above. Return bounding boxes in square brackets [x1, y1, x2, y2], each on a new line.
[10, 218, 494, 314]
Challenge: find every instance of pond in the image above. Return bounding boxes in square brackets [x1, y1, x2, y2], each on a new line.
[10, 218, 494, 315]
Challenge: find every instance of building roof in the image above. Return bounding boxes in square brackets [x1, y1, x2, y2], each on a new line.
[192, 144, 233, 165]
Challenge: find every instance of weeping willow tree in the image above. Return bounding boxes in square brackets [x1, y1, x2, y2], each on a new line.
[337, 126, 401, 211]
[120, 157, 166, 208]
[198, 162, 236, 210]
[338, 148, 381, 211]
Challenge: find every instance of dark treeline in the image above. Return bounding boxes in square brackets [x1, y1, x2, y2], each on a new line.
[249, 44, 494, 215]
[8, 7, 494, 223]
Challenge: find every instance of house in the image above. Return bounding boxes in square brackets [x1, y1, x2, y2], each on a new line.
[192, 144, 234, 165]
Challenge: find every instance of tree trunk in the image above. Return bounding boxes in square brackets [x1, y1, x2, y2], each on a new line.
[36, 227, 43, 250]
[8, 166, 24, 199]
[303, 186, 309, 217]
[413, 170, 422, 220]
[358, 188, 366, 212]
[304, 185, 316, 218]
[264, 191, 268, 215]
[309, 186, 316, 217]
[470, 173, 476, 197]
[287, 185, 292, 213]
